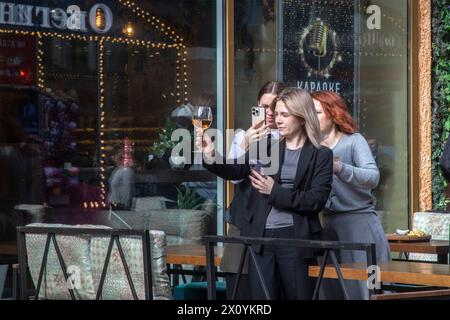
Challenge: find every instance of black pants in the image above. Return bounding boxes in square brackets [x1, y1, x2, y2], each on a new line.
[249, 226, 315, 300]
[225, 273, 251, 300]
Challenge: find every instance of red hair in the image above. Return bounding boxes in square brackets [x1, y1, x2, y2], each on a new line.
[311, 91, 356, 134]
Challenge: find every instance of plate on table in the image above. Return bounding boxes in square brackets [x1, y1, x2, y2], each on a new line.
[386, 234, 432, 242]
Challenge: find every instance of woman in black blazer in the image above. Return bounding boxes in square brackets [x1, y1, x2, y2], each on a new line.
[199, 88, 333, 300]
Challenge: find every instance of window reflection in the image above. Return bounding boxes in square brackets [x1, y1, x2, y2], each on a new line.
[234, 0, 409, 232]
[0, 1, 218, 236]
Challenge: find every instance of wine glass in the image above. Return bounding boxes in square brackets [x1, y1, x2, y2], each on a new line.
[192, 106, 213, 132]
[192, 106, 213, 164]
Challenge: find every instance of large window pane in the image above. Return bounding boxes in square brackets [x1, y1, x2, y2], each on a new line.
[0, 0, 219, 235]
[234, 0, 409, 232]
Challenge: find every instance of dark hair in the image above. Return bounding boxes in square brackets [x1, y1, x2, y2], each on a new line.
[257, 81, 286, 104]
[110, 143, 124, 164]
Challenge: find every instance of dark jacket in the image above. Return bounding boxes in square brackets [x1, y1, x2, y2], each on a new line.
[440, 134, 450, 181]
[204, 138, 333, 254]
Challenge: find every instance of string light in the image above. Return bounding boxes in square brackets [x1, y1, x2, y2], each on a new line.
[36, 32, 45, 91]
[117, 0, 186, 48]
[98, 37, 107, 206]
[183, 50, 188, 102]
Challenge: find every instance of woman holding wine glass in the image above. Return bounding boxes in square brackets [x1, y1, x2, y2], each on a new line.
[197, 88, 333, 300]
[221, 81, 286, 300]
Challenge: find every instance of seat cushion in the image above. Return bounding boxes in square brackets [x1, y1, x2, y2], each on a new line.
[410, 212, 450, 262]
[147, 209, 211, 245]
[25, 223, 107, 300]
[131, 196, 173, 212]
[173, 281, 226, 300]
[90, 230, 172, 300]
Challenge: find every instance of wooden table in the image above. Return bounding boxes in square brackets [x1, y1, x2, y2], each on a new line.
[309, 261, 450, 287]
[0, 242, 17, 256]
[389, 240, 449, 264]
[166, 244, 223, 267]
[166, 244, 223, 286]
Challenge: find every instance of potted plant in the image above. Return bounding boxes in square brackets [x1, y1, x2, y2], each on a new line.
[176, 186, 203, 210]
[150, 117, 179, 168]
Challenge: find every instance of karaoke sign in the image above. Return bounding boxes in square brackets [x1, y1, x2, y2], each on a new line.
[281, 0, 355, 111]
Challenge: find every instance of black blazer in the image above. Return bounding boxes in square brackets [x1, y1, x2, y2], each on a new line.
[204, 138, 333, 253]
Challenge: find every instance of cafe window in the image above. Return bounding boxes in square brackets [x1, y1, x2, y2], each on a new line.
[234, 0, 409, 232]
[0, 1, 221, 235]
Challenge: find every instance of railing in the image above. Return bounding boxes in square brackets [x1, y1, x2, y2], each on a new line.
[204, 235, 378, 300]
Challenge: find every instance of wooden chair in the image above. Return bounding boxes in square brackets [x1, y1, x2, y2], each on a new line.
[370, 289, 450, 300]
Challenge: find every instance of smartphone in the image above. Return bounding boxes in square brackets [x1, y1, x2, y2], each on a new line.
[249, 159, 266, 176]
[251, 106, 266, 127]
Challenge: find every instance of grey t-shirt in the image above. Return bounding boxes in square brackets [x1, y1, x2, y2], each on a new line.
[265, 147, 302, 229]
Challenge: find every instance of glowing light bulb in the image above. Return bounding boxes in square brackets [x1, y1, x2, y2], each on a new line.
[123, 21, 135, 37]
[95, 8, 106, 29]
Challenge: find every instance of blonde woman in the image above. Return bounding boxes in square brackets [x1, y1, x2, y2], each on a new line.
[199, 88, 333, 300]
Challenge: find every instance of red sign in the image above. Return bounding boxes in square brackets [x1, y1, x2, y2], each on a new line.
[0, 34, 36, 87]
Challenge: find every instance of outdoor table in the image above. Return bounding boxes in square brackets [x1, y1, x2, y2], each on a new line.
[389, 240, 449, 264]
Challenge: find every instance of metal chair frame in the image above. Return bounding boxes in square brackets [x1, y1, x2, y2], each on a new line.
[16, 226, 153, 300]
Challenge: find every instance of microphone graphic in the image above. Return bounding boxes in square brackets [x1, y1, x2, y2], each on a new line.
[309, 18, 328, 57]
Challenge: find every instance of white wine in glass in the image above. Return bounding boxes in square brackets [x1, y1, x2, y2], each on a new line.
[192, 106, 213, 131]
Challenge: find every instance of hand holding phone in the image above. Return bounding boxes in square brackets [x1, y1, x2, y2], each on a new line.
[249, 159, 263, 174]
[251, 106, 266, 127]
[240, 108, 269, 151]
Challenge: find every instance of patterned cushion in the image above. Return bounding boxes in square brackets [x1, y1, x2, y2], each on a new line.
[147, 209, 211, 245]
[131, 197, 173, 212]
[410, 212, 450, 262]
[90, 230, 172, 300]
[25, 223, 108, 300]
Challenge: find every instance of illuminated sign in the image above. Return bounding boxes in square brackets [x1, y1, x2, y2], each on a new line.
[0, 2, 113, 34]
[281, 0, 355, 110]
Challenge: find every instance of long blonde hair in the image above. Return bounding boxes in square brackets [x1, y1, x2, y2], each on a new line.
[275, 88, 322, 148]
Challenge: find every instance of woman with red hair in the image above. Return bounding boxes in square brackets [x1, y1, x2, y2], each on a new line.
[311, 91, 391, 300]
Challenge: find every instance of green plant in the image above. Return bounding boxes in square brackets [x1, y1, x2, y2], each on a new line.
[176, 186, 203, 210]
[431, 0, 450, 210]
[151, 117, 178, 158]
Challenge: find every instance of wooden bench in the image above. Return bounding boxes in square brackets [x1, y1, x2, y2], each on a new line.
[370, 289, 450, 300]
[309, 261, 450, 288]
